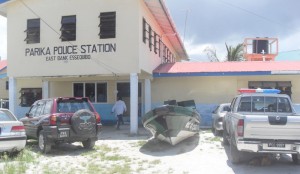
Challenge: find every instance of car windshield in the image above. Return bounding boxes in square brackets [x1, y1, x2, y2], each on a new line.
[0, 110, 16, 121]
[57, 99, 93, 113]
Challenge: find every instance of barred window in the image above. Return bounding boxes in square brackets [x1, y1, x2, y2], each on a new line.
[24, 19, 40, 44]
[19, 88, 42, 107]
[73, 82, 108, 103]
[99, 12, 116, 39]
[60, 15, 76, 41]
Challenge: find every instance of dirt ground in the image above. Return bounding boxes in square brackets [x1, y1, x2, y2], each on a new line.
[1, 125, 300, 174]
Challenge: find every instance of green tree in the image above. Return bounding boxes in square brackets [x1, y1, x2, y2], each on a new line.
[225, 43, 244, 61]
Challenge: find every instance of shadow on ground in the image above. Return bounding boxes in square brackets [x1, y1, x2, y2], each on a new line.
[223, 143, 300, 174]
[98, 125, 152, 141]
[139, 134, 199, 156]
[26, 139, 98, 157]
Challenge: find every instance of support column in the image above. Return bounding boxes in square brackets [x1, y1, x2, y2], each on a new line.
[9, 77, 17, 115]
[42, 81, 49, 99]
[144, 79, 151, 113]
[130, 73, 138, 134]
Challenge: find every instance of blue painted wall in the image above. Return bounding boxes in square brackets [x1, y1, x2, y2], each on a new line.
[14, 102, 217, 128]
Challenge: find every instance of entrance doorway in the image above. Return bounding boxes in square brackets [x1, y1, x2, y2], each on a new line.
[116, 82, 142, 119]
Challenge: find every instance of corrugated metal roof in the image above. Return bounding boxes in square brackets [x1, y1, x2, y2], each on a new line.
[153, 61, 300, 77]
[144, 0, 188, 60]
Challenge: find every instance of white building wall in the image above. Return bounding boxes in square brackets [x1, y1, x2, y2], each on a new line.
[7, 0, 143, 77]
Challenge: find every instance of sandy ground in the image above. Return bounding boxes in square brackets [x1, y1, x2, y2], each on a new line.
[2, 125, 300, 174]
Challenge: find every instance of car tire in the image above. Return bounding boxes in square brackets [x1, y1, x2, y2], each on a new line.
[292, 154, 299, 164]
[38, 130, 51, 154]
[213, 128, 221, 136]
[230, 138, 242, 164]
[71, 109, 96, 136]
[82, 138, 96, 149]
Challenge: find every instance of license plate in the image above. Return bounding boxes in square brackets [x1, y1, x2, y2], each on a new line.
[59, 131, 69, 138]
[268, 142, 285, 148]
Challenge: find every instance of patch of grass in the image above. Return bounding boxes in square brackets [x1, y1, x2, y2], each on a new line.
[87, 162, 104, 174]
[135, 140, 147, 147]
[136, 166, 146, 173]
[107, 163, 131, 174]
[149, 159, 161, 165]
[168, 168, 174, 174]
[103, 154, 131, 162]
[2, 148, 38, 174]
[208, 136, 221, 142]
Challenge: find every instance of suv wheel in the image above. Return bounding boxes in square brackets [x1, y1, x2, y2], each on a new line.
[82, 138, 96, 149]
[38, 130, 51, 153]
[71, 109, 96, 136]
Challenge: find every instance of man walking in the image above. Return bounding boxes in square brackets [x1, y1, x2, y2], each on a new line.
[111, 96, 127, 130]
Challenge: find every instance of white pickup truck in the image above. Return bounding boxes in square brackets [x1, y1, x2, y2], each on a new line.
[223, 89, 300, 164]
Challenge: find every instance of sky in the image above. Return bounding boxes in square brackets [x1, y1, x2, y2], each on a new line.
[0, 15, 6, 60]
[0, 0, 300, 61]
[165, 0, 300, 61]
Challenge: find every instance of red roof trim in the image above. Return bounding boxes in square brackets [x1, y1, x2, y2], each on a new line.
[153, 61, 300, 74]
[0, 60, 7, 71]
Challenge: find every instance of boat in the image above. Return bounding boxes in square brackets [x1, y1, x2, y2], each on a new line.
[142, 100, 201, 145]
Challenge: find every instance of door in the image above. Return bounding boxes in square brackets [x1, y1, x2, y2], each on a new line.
[116, 82, 142, 118]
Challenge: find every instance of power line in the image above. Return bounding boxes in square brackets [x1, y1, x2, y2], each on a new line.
[19, 0, 120, 76]
[218, 0, 283, 26]
[279, 49, 300, 53]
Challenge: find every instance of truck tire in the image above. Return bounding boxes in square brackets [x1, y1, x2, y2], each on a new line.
[38, 130, 51, 154]
[71, 109, 96, 136]
[82, 138, 96, 149]
[292, 154, 299, 164]
[222, 131, 229, 145]
[230, 139, 242, 164]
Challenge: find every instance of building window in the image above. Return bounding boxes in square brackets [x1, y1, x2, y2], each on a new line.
[60, 15, 76, 41]
[19, 88, 42, 107]
[6, 81, 8, 90]
[24, 18, 40, 44]
[97, 83, 107, 103]
[142, 18, 175, 63]
[248, 81, 292, 97]
[73, 83, 84, 97]
[99, 12, 116, 39]
[73, 82, 107, 103]
[85, 83, 96, 103]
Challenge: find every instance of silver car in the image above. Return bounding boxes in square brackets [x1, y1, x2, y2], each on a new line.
[212, 103, 230, 136]
[0, 108, 27, 154]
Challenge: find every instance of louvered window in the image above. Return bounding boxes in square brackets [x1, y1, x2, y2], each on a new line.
[99, 12, 116, 39]
[24, 19, 40, 44]
[60, 15, 76, 41]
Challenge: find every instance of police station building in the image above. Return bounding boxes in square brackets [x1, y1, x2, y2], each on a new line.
[0, 0, 187, 134]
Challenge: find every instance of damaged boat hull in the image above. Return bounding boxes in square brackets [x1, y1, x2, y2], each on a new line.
[142, 105, 201, 145]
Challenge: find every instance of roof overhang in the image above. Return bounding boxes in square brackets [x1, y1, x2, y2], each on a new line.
[0, 0, 16, 17]
[144, 0, 188, 60]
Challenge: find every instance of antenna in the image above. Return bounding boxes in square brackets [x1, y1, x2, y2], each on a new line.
[183, 9, 190, 45]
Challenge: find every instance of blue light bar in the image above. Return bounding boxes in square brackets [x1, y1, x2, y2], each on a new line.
[239, 88, 281, 94]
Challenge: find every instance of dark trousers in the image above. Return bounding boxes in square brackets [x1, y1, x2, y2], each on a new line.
[117, 114, 124, 129]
